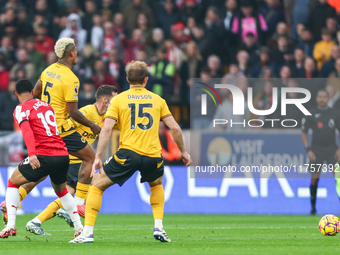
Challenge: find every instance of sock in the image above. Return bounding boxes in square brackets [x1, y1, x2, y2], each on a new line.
[155, 219, 163, 230]
[19, 187, 27, 202]
[36, 198, 62, 223]
[84, 186, 103, 232]
[310, 184, 317, 210]
[32, 218, 41, 224]
[150, 185, 164, 226]
[84, 225, 94, 236]
[57, 189, 83, 231]
[74, 183, 90, 206]
[84, 188, 90, 203]
[6, 180, 20, 227]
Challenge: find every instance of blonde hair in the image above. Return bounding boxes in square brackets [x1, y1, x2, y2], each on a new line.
[54, 37, 75, 58]
[187, 41, 202, 61]
[126, 61, 148, 84]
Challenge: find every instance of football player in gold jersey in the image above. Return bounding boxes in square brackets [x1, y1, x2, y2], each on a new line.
[70, 61, 191, 244]
[33, 38, 101, 210]
[18, 85, 117, 235]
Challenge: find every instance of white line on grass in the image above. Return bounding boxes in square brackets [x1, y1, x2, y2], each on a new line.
[46, 226, 317, 232]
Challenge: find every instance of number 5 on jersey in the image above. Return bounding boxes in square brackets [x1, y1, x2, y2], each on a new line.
[43, 81, 54, 104]
[128, 103, 154, 130]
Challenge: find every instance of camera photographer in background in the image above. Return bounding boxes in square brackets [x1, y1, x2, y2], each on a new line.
[301, 89, 340, 215]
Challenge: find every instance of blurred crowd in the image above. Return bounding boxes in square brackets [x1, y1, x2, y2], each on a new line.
[0, 0, 340, 131]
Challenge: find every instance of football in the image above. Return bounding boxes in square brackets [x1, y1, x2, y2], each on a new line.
[319, 215, 340, 236]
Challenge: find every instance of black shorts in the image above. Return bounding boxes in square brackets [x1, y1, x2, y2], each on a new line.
[308, 148, 337, 173]
[62, 130, 87, 152]
[67, 163, 81, 190]
[18, 155, 69, 185]
[103, 149, 164, 186]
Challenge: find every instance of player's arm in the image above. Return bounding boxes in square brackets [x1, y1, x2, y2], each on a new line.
[301, 115, 311, 149]
[92, 118, 117, 176]
[301, 131, 310, 149]
[33, 79, 42, 99]
[96, 118, 116, 157]
[20, 121, 41, 169]
[66, 102, 101, 135]
[162, 116, 191, 166]
[301, 116, 315, 161]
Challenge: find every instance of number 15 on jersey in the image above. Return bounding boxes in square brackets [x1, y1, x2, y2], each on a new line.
[128, 103, 154, 130]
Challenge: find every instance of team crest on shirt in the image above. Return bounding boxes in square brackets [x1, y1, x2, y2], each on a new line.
[329, 119, 335, 128]
[81, 137, 86, 143]
[74, 85, 79, 94]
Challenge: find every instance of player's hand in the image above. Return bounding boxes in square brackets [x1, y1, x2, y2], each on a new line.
[181, 151, 191, 167]
[92, 155, 103, 177]
[308, 150, 316, 162]
[29, 155, 41, 169]
[335, 148, 340, 161]
[90, 123, 101, 135]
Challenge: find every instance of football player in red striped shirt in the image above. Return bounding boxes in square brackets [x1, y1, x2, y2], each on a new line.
[0, 79, 83, 239]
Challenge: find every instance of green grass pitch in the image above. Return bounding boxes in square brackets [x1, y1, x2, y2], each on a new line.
[0, 214, 339, 255]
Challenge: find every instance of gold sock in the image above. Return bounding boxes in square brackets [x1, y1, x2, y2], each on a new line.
[85, 186, 103, 227]
[75, 183, 90, 199]
[36, 199, 62, 223]
[150, 185, 164, 220]
[19, 187, 27, 202]
[84, 188, 89, 203]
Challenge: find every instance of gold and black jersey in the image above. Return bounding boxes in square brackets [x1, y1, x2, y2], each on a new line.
[106, 86, 171, 157]
[40, 62, 80, 137]
[68, 104, 105, 164]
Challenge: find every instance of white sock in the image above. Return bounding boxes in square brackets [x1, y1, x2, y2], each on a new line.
[6, 187, 19, 227]
[155, 219, 163, 230]
[74, 196, 85, 206]
[84, 225, 94, 236]
[60, 192, 83, 230]
[32, 217, 42, 224]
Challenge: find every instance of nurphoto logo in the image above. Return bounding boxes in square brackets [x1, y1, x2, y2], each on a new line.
[197, 82, 312, 128]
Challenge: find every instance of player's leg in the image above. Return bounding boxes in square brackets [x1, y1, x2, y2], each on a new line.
[69, 144, 95, 206]
[66, 184, 76, 196]
[0, 167, 30, 238]
[19, 176, 47, 201]
[69, 170, 114, 243]
[29, 162, 82, 232]
[310, 172, 319, 215]
[1, 177, 46, 225]
[50, 181, 83, 237]
[148, 176, 171, 242]
[26, 172, 76, 235]
[62, 132, 94, 206]
[28, 183, 76, 233]
[141, 156, 170, 242]
[56, 162, 85, 227]
[149, 177, 164, 229]
[309, 151, 324, 215]
[48, 155, 83, 237]
[84, 172, 113, 232]
[70, 149, 138, 243]
[56, 181, 78, 228]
